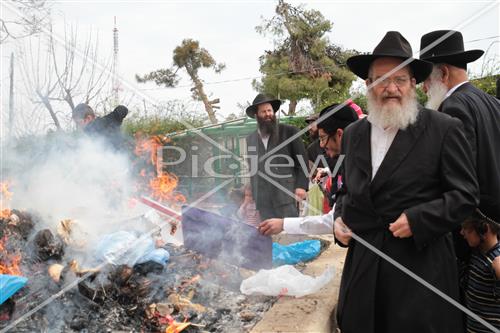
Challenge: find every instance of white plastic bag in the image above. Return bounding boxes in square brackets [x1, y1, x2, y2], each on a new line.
[240, 265, 334, 298]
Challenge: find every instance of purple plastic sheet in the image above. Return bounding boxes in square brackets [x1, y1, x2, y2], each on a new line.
[181, 206, 272, 270]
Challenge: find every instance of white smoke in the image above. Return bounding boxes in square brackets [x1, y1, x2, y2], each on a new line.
[3, 133, 147, 245]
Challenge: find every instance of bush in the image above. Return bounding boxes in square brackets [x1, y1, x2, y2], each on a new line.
[123, 116, 204, 137]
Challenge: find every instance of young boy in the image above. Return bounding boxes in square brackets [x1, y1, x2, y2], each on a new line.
[461, 208, 500, 332]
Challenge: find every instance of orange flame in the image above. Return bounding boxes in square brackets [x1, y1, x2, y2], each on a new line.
[149, 174, 186, 204]
[1, 181, 13, 216]
[0, 182, 12, 201]
[1, 209, 11, 219]
[134, 135, 166, 168]
[134, 134, 185, 205]
[0, 237, 22, 276]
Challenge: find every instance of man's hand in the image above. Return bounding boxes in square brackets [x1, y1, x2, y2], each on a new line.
[258, 218, 284, 236]
[492, 256, 500, 280]
[389, 213, 413, 238]
[295, 188, 306, 202]
[334, 217, 352, 246]
[314, 168, 329, 182]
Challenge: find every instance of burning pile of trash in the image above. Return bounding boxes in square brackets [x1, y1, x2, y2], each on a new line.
[0, 205, 276, 332]
[0, 135, 332, 332]
[0, 135, 277, 332]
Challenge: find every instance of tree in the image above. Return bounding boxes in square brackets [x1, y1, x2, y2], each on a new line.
[254, 0, 358, 114]
[18, 24, 112, 130]
[1, 0, 51, 43]
[136, 39, 225, 124]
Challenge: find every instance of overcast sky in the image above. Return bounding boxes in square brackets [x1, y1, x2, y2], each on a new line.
[1, 0, 499, 130]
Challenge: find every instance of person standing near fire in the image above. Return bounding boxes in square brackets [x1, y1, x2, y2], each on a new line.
[419, 30, 500, 282]
[332, 31, 478, 333]
[258, 102, 360, 235]
[72, 103, 129, 149]
[245, 94, 308, 220]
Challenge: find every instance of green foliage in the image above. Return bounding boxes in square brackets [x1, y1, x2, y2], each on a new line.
[471, 75, 499, 97]
[470, 55, 499, 97]
[172, 39, 226, 74]
[136, 39, 225, 124]
[135, 69, 178, 87]
[415, 86, 428, 106]
[254, 0, 359, 114]
[123, 116, 204, 137]
[351, 94, 367, 112]
[136, 39, 225, 88]
[122, 101, 205, 136]
[285, 116, 313, 146]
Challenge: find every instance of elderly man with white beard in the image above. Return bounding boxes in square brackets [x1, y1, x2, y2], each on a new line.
[333, 31, 478, 333]
[419, 30, 500, 278]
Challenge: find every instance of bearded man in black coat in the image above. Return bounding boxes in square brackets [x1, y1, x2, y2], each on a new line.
[333, 31, 479, 333]
[420, 30, 500, 270]
[245, 94, 308, 220]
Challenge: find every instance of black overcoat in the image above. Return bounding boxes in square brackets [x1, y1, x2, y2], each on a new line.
[439, 82, 500, 218]
[334, 108, 479, 333]
[246, 123, 308, 213]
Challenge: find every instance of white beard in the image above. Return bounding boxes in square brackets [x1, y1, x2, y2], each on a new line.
[366, 89, 420, 130]
[425, 79, 448, 110]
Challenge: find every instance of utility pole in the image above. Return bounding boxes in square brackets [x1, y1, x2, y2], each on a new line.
[8, 52, 14, 139]
[112, 16, 120, 106]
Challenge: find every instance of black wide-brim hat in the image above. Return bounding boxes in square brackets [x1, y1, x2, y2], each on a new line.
[347, 31, 433, 84]
[419, 30, 484, 65]
[246, 93, 282, 118]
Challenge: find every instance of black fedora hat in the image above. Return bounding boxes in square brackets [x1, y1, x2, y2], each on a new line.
[246, 93, 281, 118]
[420, 30, 484, 66]
[347, 31, 433, 83]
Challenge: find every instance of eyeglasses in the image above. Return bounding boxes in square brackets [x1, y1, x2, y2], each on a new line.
[319, 135, 330, 144]
[369, 76, 411, 88]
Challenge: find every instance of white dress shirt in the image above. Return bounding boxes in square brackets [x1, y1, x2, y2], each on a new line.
[444, 81, 468, 100]
[283, 207, 335, 234]
[281, 120, 400, 235]
[258, 130, 270, 150]
[370, 123, 398, 179]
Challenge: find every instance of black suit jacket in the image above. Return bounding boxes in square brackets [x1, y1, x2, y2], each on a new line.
[246, 123, 308, 208]
[84, 105, 128, 149]
[439, 82, 500, 218]
[334, 108, 478, 333]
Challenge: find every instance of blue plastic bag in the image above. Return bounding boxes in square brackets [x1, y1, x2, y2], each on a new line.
[137, 248, 170, 265]
[94, 231, 169, 267]
[0, 274, 28, 305]
[272, 240, 321, 266]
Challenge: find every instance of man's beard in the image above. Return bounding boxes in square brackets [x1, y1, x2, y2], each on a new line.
[425, 79, 448, 110]
[257, 114, 277, 136]
[366, 89, 420, 130]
